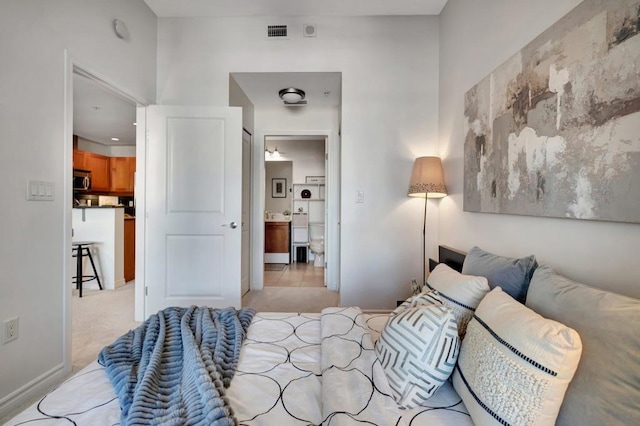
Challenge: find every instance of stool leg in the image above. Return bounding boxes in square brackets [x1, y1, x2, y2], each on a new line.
[77, 245, 83, 298]
[86, 247, 102, 290]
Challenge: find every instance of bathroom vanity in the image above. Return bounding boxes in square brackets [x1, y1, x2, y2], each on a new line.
[264, 218, 290, 263]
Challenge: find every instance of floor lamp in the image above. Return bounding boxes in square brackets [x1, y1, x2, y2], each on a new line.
[408, 156, 447, 287]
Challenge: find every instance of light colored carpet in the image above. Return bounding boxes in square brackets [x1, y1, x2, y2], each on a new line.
[72, 283, 140, 374]
[71, 280, 339, 373]
[242, 287, 339, 312]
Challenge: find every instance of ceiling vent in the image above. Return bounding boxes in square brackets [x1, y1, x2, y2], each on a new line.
[267, 25, 288, 39]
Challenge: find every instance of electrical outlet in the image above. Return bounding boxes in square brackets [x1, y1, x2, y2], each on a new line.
[3, 317, 19, 344]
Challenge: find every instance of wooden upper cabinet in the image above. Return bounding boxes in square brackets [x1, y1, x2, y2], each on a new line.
[85, 152, 110, 191]
[110, 157, 135, 193]
[72, 148, 135, 194]
[73, 149, 88, 170]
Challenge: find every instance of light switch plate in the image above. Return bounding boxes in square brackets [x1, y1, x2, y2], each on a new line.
[27, 180, 54, 201]
[356, 190, 364, 203]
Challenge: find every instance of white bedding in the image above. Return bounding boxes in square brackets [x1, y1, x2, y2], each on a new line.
[6, 309, 471, 425]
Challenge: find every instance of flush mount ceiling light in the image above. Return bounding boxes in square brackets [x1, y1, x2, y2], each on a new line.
[279, 88, 306, 105]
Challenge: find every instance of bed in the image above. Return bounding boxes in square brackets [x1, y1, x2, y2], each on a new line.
[6, 246, 639, 425]
[5, 310, 470, 425]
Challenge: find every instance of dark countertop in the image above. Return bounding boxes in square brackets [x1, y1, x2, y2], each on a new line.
[73, 205, 125, 209]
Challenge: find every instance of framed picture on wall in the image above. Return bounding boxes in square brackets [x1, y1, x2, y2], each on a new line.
[272, 178, 286, 198]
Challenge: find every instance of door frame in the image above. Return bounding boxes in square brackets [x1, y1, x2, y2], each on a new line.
[252, 129, 340, 292]
[64, 53, 150, 370]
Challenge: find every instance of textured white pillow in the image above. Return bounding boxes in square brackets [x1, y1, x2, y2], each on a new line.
[375, 305, 460, 408]
[453, 287, 582, 426]
[426, 263, 490, 338]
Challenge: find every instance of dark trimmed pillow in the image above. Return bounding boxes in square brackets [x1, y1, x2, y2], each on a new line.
[453, 287, 582, 425]
[376, 305, 459, 408]
[526, 265, 640, 426]
[426, 263, 490, 339]
[461, 246, 537, 303]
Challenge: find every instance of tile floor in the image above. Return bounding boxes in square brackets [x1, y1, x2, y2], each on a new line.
[263, 262, 325, 287]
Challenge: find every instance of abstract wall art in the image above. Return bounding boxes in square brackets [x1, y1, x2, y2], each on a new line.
[464, 0, 640, 223]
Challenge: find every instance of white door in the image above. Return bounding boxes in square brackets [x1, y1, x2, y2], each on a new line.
[241, 129, 251, 296]
[145, 106, 242, 314]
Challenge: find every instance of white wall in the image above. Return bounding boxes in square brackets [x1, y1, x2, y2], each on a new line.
[267, 139, 325, 183]
[157, 15, 440, 309]
[439, 0, 640, 299]
[0, 0, 156, 418]
[265, 161, 293, 214]
[229, 75, 255, 134]
[77, 137, 136, 157]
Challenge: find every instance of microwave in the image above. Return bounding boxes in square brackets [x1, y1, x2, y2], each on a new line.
[73, 169, 92, 191]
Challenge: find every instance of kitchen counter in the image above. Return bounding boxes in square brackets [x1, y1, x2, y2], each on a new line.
[72, 207, 124, 290]
[73, 205, 125, 209]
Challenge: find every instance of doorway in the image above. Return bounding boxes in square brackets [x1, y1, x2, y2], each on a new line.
[264, 137, 326, 288]
[66, 63, 147, 372]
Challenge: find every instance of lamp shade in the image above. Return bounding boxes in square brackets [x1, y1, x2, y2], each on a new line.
[408, 156, 447, 198]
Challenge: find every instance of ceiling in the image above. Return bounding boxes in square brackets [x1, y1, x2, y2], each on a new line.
[75, 1, 446, 146]
[232, 72, 341, 107]
[73, 73, 136, 146]
[144, 0, 448, 18]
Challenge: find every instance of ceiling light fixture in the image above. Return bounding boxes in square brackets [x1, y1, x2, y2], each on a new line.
[279, 87, 306, 104]
[111, 137, 120, 141]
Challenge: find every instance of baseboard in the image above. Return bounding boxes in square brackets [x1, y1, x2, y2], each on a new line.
[113, 278, 126, 289]
[0, 363, 67, 422]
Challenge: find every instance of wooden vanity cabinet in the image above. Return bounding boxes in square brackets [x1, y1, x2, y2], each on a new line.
[265, 222, 290, 253]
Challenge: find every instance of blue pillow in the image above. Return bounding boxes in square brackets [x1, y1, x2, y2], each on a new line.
[461, 246, 537, 303]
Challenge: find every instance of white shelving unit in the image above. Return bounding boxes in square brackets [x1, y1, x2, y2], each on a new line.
[291, 183, 325, 263]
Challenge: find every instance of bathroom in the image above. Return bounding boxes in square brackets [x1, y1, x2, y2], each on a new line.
[264, 136, 326, 287]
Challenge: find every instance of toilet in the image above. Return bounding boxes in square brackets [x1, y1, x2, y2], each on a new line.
[308, 223, 325, 267]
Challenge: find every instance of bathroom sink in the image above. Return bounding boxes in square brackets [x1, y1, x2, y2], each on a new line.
[265, 213, 291, 222]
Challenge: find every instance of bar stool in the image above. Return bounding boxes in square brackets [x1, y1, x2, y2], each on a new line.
[72, 241, 102, 298]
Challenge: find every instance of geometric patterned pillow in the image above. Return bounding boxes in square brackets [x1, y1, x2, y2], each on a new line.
[426, 263, 490, 339]
[375, 305, 460, 408]
[452, 287, 582, 426]
[391, 291, 443, 317]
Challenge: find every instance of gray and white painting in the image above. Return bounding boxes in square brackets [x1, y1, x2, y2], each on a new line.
[464, 0, 640, 223]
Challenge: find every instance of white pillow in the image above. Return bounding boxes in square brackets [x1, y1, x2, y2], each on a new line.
[426, 263, 490, 338]
[375, 305, 460, 408]
[452, 287, 582, 426]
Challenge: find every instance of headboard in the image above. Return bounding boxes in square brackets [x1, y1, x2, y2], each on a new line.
[428, 245, 466, 273]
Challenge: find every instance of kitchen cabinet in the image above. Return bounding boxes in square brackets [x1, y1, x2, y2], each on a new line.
[73, 149, 88, 170]
[84, 152, 110, 192]
[124, 218, 135, 282]
[110, 157, 135, 194]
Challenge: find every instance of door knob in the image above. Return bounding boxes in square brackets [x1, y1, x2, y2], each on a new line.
[223, 221, 238, 229]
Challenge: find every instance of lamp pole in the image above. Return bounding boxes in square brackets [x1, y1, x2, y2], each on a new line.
[422, 195, 427, 287]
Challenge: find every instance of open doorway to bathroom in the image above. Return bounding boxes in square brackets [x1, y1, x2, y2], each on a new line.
[264, 136, 326, 289]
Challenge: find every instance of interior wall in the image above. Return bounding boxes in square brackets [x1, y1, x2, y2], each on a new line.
[439, 0, 640, 299]
[77, 137, 136, 157]
[0, 0, 156, 417]
[265, 161, 293, 214]
[157, 15, 439, 309]
[266, 139, 325, 183]
[229, 76, 255, 134]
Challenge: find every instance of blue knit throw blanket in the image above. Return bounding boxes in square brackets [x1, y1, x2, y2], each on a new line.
[98, 306, 255, 426]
